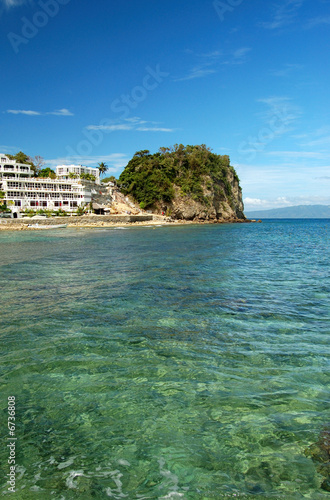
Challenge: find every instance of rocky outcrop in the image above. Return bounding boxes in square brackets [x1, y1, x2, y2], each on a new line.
[159, 170, 244, 221]
[118, 145, 246, 221]
[305, 427, 330, 492]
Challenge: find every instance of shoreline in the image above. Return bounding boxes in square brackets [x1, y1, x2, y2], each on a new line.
[0, 216, 260, 231]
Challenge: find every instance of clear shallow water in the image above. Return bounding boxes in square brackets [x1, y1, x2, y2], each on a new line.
[0, 220, 329, 499]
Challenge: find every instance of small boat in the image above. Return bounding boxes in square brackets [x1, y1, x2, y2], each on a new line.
[27, 223, 67, 229]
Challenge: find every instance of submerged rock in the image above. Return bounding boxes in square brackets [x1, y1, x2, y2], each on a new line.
[305, 427, 330, 491]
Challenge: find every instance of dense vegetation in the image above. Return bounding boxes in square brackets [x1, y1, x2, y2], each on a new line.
[118, 144, 239, 209]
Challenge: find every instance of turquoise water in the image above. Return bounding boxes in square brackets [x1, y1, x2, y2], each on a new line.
[0, 220, 329, 499]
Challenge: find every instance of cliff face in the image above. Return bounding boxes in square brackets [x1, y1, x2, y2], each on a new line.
[118, 145, 245, 221]
[165, 170, 245, 221]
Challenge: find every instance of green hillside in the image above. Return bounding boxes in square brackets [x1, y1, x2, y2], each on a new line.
[118, 144, 239, 210]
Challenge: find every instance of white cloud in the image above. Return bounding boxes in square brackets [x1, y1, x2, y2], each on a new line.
[235, 161, 330, 210]
[305, 16, 330, 29]
[86, 118, 174, 133]
[200, 51, 222, 59]
[175, 47, 251, 81]
[7, 109, 41, 116]
[86, 124, 132, 132]
[175, 49, 221, 81]
[237, 97, 302, 163]
[218, 47, 252, 66]
[244, 197, 268, 207]
[125, 117, 147, 124]
[175, 66, 217, 82]
[291, 126, 330, 149]
[261, 0, 305, 30]
[48, 108, 74, 116]
[136, 127, 174, 132]
[271, 63, 304, 77]
[6, 108, 74, 116]
[232, 47, 251, 63]
[257, 96, 301, 130]
[245, 195, 330, 210]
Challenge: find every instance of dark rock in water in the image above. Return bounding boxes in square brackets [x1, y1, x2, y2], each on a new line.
[321, 478, 330, 492]
[246, 483, 265, 494]
[305, 427, 330, 489]
[305, 443, 329, 464]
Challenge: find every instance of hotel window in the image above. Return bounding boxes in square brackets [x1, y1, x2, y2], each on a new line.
[14, 200, 21, 207]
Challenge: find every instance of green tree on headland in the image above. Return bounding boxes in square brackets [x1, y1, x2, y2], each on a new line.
[118, 144, 239, 209]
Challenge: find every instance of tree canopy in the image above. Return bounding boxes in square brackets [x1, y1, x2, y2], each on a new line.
[38, 167, 56, 179]
[7, 151, 32, 165]
[98, 162, 108, 176]
[102, 175, 117, 184]
[80, 173, 96, 181]
[118, 144, 239, 208]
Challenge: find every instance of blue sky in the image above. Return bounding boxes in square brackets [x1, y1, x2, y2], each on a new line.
[1, 0, 330, 210]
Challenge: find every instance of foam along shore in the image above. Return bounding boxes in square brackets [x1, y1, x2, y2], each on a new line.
[0, 214, 259, 231]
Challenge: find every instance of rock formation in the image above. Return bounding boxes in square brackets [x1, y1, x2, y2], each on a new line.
[118, 145, 245, 221]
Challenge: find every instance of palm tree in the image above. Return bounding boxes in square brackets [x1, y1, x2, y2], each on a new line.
[98, 162, 108, 178]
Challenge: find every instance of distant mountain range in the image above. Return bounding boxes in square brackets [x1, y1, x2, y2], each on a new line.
[245, 204, 330, 219]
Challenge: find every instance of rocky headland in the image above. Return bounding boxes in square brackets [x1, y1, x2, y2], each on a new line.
[118, 144, 245, 222]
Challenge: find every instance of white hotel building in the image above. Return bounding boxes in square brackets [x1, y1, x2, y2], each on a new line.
[0, 155, 101, 216]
